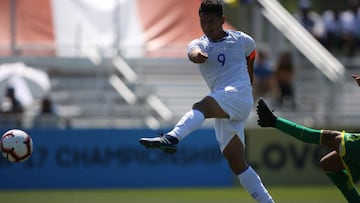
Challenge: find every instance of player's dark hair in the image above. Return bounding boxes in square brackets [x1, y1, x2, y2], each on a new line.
[199, 0, 223, 18]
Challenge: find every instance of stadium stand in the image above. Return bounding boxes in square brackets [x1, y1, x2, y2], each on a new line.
[1, 53, 360, 130]
[46, 58, 175, 129]
[1, 0, 360, 130]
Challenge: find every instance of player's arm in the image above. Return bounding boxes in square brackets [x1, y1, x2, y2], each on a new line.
[246, 50, 256, 85]
[188, 47, 208, 64]
[241, 32, 256, 85]
[352, 74, 360, 86]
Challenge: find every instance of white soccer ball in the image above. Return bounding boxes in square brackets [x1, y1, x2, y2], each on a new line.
[0, 129, 33, 162]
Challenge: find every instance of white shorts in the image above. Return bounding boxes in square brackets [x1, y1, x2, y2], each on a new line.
[208, 86, 253, 152]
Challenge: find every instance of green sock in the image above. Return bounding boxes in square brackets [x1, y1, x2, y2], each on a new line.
[275, 117, 321, 144]
[325, 170, 360, 203]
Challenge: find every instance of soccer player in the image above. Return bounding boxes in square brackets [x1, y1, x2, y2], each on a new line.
[139, 1, 274, 202]
[256, 96, 360, 203]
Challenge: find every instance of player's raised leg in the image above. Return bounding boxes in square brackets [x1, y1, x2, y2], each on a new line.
[256, 98, 321, 144]
[139, 108, 205, 154]
[257, 98, 360, 202]
[139, 133, 179, 154]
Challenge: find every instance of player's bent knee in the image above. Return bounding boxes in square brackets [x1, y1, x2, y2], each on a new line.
[192, 101, 203, 110]
[192, 101, 213, 118]
[319, 152, 344, 172]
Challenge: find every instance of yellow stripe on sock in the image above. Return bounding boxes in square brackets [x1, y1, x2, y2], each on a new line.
[339, 131, 355, 187]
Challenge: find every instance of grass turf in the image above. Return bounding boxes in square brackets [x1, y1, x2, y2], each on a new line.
[0, 186, 346, 203]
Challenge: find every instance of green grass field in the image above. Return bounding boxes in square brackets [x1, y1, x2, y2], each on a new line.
[0, 186, 347, 203]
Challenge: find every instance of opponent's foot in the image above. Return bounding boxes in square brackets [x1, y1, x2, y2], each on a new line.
[139, 134, 179, 154]
[256, 98, 277, 127]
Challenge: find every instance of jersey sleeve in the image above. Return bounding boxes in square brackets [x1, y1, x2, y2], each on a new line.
[240, 32, 256, 57]
[188, 38, 206, 54]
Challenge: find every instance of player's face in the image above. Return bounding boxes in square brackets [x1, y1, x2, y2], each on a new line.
[199, 13, 225, 41]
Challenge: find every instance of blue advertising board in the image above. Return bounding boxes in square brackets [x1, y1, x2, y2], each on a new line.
[0, 129, 233, 189]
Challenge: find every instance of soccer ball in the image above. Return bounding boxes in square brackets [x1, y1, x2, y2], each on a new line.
[0, 129, 33, 162]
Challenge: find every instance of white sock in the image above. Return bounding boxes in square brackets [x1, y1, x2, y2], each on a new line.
[167, 109, 205, 140]
[238, 167, 274, 203]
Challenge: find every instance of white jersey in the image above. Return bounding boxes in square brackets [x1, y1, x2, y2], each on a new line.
[188, 30, 255, 93]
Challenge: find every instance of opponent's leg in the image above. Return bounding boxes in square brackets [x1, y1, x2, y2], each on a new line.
[256, 98, 321, 144]
[321, 151, 360, 202]
[325, 170, 360, 202]
[223, 135, 274, 203]
[275, 117, 321, 144]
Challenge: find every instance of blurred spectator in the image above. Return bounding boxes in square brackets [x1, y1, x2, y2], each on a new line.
[253, 49, 276, 100]
[0, 86, 24, 128]
[40, 97, 54, 114]
[322, 1, 360, 57]
[322, 8, 347, 53]
[294, 0, 326, 44]
[32, 96, 60, 128]
[342, 0, 360, 56]
[274, 51, 296, 110]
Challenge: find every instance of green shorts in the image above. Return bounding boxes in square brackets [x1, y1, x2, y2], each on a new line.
[340, 132, 360, 184]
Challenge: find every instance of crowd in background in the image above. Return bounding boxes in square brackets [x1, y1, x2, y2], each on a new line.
[295, 0, 360, 57]
[253, 0, 360, 108]
[253, 49, 296, 110]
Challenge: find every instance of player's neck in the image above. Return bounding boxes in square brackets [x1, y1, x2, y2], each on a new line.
[208, 30, 227, 42]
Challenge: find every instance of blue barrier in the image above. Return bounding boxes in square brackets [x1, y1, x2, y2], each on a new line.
[0, 129, 233, 189]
